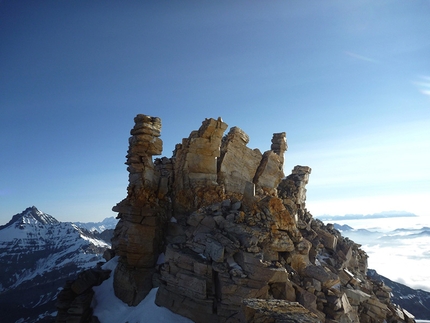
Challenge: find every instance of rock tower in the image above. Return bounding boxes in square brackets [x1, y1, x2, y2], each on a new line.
[57, 114, 416, 323]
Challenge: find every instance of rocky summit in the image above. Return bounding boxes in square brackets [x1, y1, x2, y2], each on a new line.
[57, 115, 416, 323]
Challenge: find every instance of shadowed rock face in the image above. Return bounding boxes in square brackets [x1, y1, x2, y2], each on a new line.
[105, 115, 415, 323]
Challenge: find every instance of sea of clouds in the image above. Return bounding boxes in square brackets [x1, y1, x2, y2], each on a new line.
[316, 213, 430, 292]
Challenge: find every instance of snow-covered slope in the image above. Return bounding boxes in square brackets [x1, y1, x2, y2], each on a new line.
[92, 257, 193, 323]
[0, 206, 111, 323]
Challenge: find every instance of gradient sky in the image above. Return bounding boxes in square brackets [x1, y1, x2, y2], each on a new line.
[1, 1, 429, 223]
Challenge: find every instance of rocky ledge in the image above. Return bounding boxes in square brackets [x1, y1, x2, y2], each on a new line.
[56, 115, 415, 323]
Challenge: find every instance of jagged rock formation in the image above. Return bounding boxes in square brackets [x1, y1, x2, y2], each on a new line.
[173, 117, 228, 213]
[110, 115, 287, 307]
[110, 115, 165, 306]
[103, 114, 415, 322]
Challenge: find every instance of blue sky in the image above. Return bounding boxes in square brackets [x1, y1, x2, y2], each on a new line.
[1, 0, 429, 223]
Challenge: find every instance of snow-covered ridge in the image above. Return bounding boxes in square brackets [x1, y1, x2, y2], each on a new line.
[0, 207, 110, 249]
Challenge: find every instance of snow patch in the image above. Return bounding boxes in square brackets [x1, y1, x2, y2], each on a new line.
[92, 257, 193, 323]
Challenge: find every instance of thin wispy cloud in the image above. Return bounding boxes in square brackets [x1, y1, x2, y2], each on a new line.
[421, 89, 430, 97]
[414, 76, 430, 97]
[413, 82, 430, 88]
[344, 51, 378, 63]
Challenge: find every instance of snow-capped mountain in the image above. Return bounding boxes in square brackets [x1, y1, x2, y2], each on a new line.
[0, 206, 111, 323]
[73, 216, 118, 233]
[73, 216, 117, 245]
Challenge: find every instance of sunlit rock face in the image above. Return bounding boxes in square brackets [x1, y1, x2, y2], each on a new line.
[108, 114, 414, 323]
[173, 117, 228, 214]
[217, 126, 264, 196]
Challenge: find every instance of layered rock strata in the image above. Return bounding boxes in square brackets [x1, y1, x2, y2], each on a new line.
[111, 115, 166, 305]
[107, 114, 414, 323]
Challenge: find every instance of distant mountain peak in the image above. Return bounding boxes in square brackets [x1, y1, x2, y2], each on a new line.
[0, 206, 59, 229]
[333, 223, 354, 231]
[22, 206, 59, 225]
[0, 206, 110, 322]
[73, 216, 118, 233]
